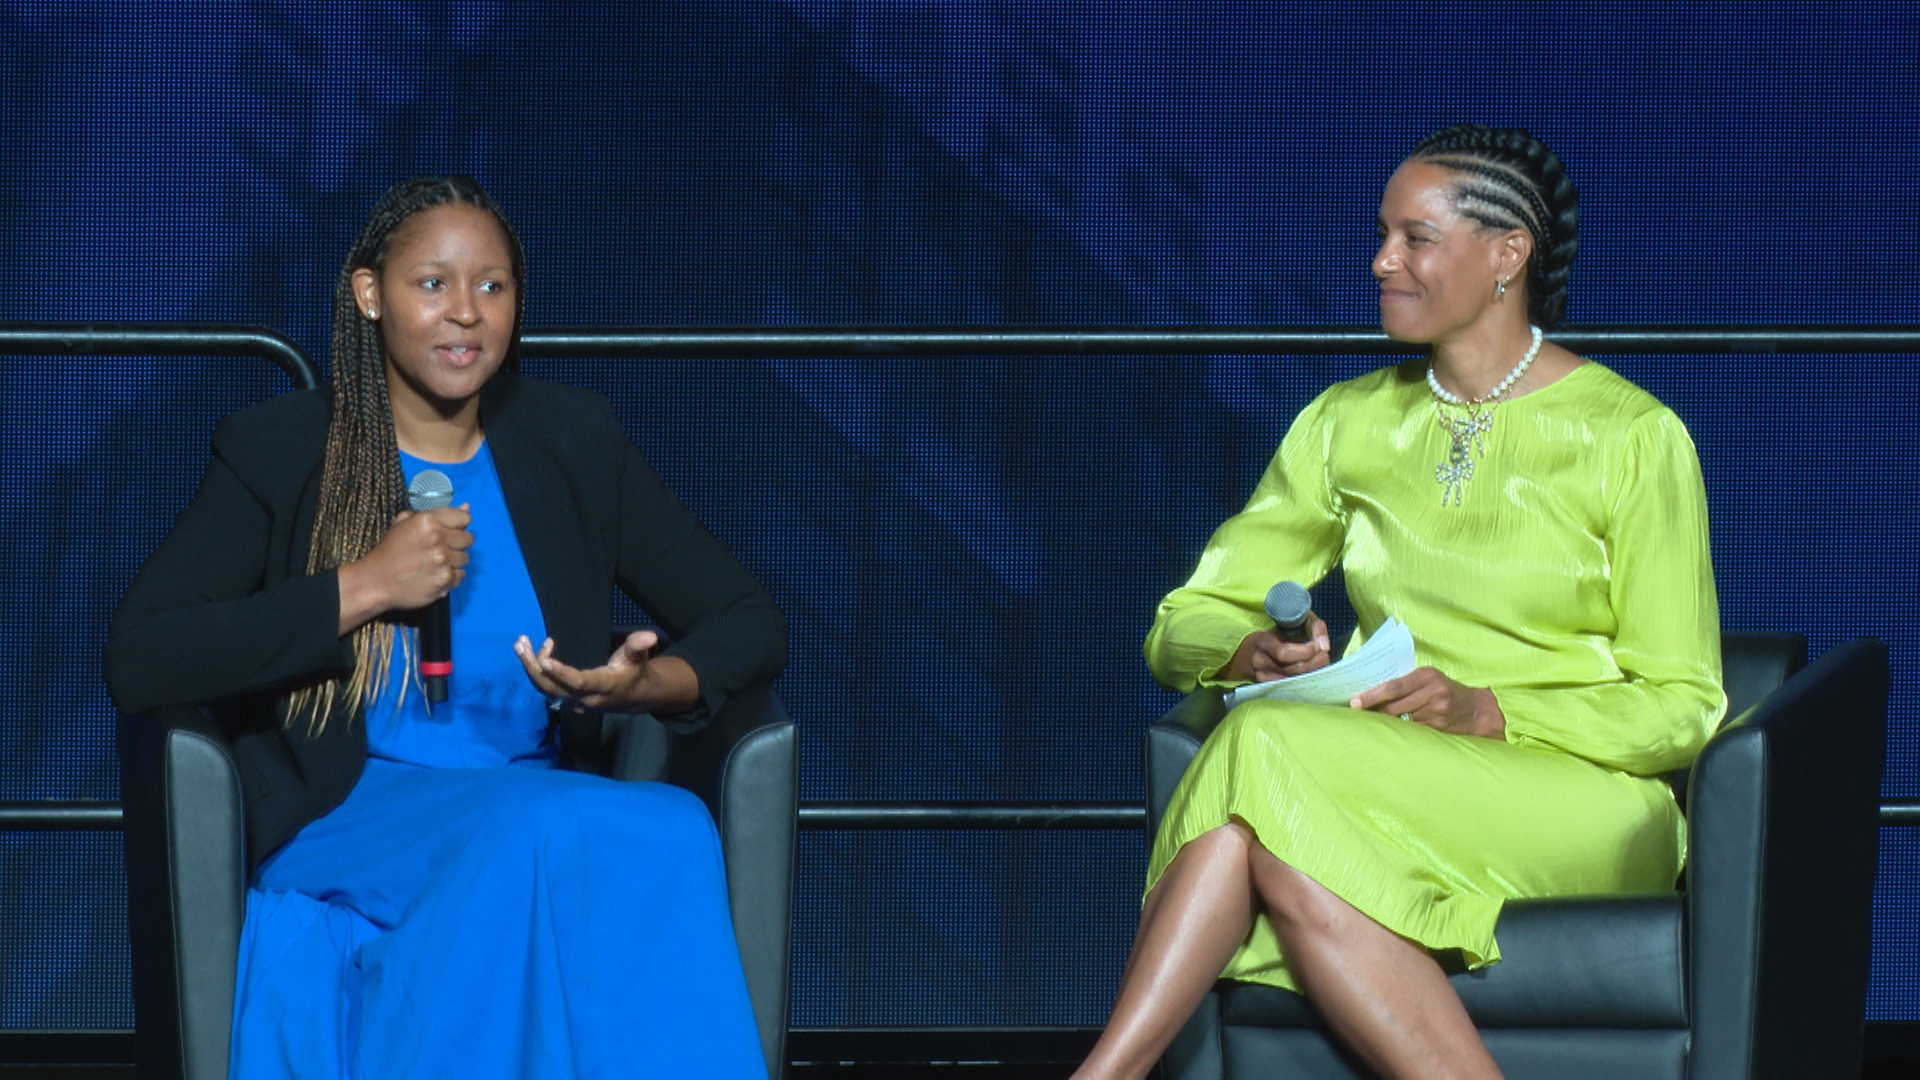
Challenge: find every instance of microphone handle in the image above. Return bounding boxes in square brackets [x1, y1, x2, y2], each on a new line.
[419, 597, 451, 704]
[1274, 617, 1314, 645]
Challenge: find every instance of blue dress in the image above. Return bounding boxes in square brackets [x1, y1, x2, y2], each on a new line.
[228, 444, 767, 1079]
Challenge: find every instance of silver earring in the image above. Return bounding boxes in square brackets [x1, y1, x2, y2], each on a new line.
[1496, 279, 1508, 300]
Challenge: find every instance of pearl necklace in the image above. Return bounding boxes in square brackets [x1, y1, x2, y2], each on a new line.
[1429, 325, 1543, 507]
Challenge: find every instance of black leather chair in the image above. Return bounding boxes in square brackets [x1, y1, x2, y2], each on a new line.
[1146, 633, 1889, 1080]
[119, 680, 798, 1080]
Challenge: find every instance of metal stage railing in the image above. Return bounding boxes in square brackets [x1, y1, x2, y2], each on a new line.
[0, 322, 319, 388]
[2, 322, 1916, 835]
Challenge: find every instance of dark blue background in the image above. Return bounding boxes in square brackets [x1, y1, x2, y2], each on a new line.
[1, 0, 1915, 1030]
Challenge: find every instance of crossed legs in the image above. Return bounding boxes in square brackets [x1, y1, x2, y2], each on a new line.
[1074, 822, 1502, 1080]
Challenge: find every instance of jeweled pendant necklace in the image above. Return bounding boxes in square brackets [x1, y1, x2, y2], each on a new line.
[1429, 325, 1543, 507]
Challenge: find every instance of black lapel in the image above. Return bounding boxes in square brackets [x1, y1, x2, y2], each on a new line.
[479, 377, 599, 668]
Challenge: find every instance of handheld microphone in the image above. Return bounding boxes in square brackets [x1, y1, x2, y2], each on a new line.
[407, 469, 455, 704]
[1263, 580, 1314, 644]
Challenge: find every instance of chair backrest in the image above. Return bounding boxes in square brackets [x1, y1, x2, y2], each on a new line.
[1719, 631, 1808, 728]
[1667, 630, 1807, 805]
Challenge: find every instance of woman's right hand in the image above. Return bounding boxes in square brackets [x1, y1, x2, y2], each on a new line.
[335, 506, 473, 634]
[1225, 614, 1332, 684]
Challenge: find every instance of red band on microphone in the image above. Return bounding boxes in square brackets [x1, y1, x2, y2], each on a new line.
[419, 661, 453, 677]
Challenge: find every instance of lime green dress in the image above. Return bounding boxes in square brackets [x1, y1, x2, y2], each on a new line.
[1144, 358, 1724, 993]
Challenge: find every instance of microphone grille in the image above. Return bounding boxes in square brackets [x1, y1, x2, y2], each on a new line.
[407, 469, 455, 512]
[1264, 580, 1311, 627]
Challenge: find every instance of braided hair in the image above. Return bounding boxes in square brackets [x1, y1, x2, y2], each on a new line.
[287, 176, 527, 736]
[1407, 125, 1578, 327]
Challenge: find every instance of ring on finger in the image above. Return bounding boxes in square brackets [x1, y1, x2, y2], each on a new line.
[1399, 712, 1412, 722]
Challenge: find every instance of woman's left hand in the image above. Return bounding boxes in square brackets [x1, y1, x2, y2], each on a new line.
[1350, 667, 1506, 739]
[515, 630, 700, 715]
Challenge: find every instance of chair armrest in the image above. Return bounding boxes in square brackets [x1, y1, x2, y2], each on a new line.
[117, 707, 246, 1080]
[1685, 638, 1887, 1080]
[1145, 690, 1228, 835]
[665, 682, 796, 1080]
[666, 682, 793, 824]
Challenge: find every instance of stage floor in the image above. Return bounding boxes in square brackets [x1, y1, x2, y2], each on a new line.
[3, 1027, 1917, 1078]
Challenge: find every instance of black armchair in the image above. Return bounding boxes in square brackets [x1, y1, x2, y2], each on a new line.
[1145, 633, 1888, 1080]
[119, 682, 798, 1080]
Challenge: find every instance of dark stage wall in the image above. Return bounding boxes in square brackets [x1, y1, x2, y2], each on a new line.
[1, 0, 1915, 1030]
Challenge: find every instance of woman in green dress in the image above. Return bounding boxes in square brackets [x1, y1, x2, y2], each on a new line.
[1075, 126, 1723, 1080]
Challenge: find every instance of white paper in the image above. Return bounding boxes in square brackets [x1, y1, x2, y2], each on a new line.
[1222, 617, 1417, 709]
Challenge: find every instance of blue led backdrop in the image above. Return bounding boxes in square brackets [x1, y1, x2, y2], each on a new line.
[1, 0, 1915, 1030]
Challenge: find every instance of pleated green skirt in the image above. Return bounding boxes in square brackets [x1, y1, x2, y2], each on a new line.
[1146, 700, 1687, 993]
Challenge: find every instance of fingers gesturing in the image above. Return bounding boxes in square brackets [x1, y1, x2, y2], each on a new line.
[515, 633, 655, 714]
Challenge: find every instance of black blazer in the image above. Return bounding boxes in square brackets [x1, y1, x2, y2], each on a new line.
[105, 375, 787, 867]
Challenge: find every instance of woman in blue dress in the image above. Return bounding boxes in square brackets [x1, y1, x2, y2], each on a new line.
[106, 176, 786, 1078]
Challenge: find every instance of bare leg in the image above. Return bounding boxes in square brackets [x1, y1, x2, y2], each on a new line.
[1081, 822, 1501, 1080]
[1249, 846, 1503, 1080]
[1074, 823, 1259, 1080]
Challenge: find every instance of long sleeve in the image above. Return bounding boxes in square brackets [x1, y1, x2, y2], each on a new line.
[1495, 409, 1724, 776]
[1144, 391, 1347, 692]
[104, 406, 350, 716]
[600, 400, 788, 716]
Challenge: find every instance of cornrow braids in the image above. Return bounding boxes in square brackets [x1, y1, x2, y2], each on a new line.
[286, 176, 528, 736]
[1409, 124, 1579, 326]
